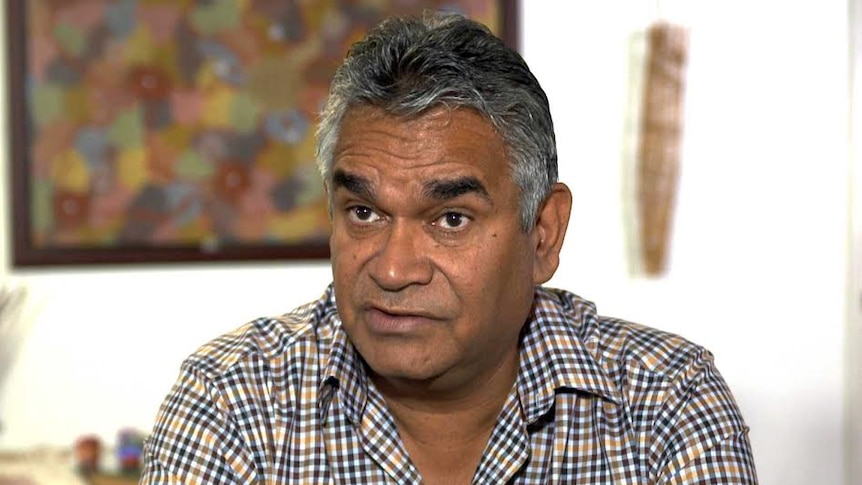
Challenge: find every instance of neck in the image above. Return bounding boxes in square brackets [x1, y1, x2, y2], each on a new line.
[370, 348, 520, 445]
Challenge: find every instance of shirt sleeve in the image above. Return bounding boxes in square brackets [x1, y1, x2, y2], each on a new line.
[651, 348, 759, 484]
[139, 362, 257, 485]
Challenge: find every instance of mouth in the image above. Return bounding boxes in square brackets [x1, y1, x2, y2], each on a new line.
[363, 305, 442, 335]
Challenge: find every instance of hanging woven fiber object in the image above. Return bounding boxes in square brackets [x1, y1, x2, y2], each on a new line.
[637, 21, 689, 276]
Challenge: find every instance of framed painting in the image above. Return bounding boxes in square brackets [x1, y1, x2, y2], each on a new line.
[6, 0, 519, 266]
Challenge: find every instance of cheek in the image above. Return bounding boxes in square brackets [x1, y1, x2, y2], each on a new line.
[442, 239, 531, 299]
[330, 225, 365, 265]
[330, 228, 379, 304]
[330, 235, 357, 296]
[470, 237, 535, 306]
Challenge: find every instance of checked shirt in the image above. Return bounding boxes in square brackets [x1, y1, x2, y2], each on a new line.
[141, 285, 758, 484]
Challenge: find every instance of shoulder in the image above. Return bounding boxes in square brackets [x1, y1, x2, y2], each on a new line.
[537, 289, 751, 461]
[182, 288, 339, 384]
[539, 287, 710, 379]
[142, 288, 341, 480]
[591, 315, 709, 382]
[535, 287, 732, 415]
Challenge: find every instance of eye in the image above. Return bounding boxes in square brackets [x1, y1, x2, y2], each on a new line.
[433, 211, 471, 231]
[347, 205, 382, 224]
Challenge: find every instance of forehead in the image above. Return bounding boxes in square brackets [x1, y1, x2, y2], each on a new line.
[333, 105, 509, 178]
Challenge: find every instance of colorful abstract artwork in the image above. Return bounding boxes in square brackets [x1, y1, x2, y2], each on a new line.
[8, 0, 516, 265]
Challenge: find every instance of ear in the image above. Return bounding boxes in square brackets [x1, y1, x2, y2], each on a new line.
[532, 182, 572, 284]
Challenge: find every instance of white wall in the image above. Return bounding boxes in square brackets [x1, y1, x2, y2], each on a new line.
[0, 2, 851, 484]
[848, 0, 862, 481]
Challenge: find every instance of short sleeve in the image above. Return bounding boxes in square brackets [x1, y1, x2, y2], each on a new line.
[140, 362, 257, 485]
[651, 348, 758, 484]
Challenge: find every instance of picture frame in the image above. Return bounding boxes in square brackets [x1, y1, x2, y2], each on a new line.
[6, 0, 518, 266]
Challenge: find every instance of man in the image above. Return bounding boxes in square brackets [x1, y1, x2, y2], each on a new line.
[141, 11, 758, 485]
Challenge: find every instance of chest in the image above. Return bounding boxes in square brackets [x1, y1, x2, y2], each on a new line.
[266, 392, 644, 485]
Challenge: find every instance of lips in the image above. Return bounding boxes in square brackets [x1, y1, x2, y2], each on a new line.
[363, 305, 443, 335]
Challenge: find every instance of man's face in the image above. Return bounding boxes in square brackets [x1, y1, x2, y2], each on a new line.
[329, 105, 543, 391]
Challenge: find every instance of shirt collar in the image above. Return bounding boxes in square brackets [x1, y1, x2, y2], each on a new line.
[317, 285, 620, 425]
[318, 285, 370, 425]
[516, 287, 620, 423]
[323, 323, 369, 425]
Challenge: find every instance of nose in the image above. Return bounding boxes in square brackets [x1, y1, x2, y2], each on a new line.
[368, 220, 433, 291]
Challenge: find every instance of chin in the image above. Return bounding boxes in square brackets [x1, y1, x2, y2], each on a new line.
[364, 352, 448, 383]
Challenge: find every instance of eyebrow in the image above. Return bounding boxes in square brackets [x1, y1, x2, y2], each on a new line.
[331, 168, 490, 203]
[332, 169, 375, 200]
[422, 177, 490, 202]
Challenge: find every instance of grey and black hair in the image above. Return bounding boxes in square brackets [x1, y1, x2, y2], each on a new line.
[315, 11, 557, 230]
